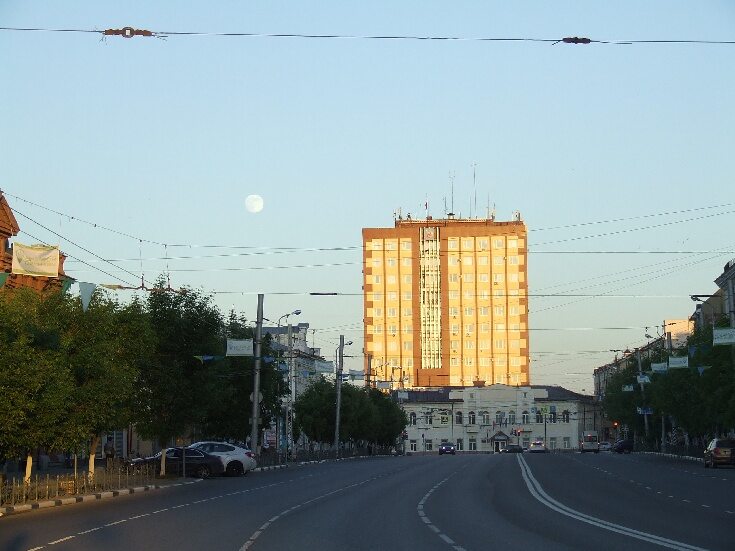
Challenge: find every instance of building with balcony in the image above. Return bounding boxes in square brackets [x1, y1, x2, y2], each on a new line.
[362, 213, 529, 389]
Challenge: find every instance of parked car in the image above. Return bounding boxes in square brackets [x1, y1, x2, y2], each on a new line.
[612, 439, 634, 454]
[503, 444, 524, 453]
[703, 438, 735, 468]
[136, 447, 225, 478]
[598, 441, 612, 452]
[438, 443, 456, 455]
[528, 441, 548, 453]
[189, 441, 257, 476]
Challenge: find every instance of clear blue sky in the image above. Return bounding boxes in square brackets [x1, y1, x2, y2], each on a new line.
[2, 1, 734, 391]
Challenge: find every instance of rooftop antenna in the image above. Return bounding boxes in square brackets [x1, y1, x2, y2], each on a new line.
[450, 171, 455, 216]
[443, 196, 447, 217]
[472, 162, 478, 219]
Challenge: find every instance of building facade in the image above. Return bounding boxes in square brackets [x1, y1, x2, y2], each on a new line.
[401, 385, 599, 453]
[363, 214, 529, 389]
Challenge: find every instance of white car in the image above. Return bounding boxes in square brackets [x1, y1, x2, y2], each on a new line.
[188, 441, 257, 476]
[598, 441, 612, 452]
[528, 440, 549, 453]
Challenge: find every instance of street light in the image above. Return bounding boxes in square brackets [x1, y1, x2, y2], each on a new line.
[334, 337, 353, 457]
[276, 309, 301, 461]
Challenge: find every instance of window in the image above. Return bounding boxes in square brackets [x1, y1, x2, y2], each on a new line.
[464, 290, 473, 300]
[549, 437, 557, 450]
[425, 439, 433, 451]
[372, 259, 382, 267]
[481, 411, 490, 425]
[479, 273, 489, 282]
[562, 410, 570, 423]
[493, 273, 504, 283]
[388, 291, 397, 301]
[479, 357, 490, 366]
[386, 241, 397, 251]
[465, 341, 474, 349]
[508, 238, 518, 249]
[549, 412, 557, 423]
[494, 323, 506, 331]
[388, 308, 397, 317]
[410, 440, 417, 452]
[449, 274, 459, 283]
[508, 411, 516, 425]
[464, 274, 474, 282]
[493, 238, 504, 249]
[496, 411, 504, 425]
[479, 256, 488, 265]
[374, 308, 383, 317]
[387, 275, 396, 284]
[478, 290, 489, 300]
[469, 438, 477, 451]
[563, 437, 571, 449]
[463, 239, 473, 248]
[522, 411, 529, 424]
[479, 307, 489, 316]
[450, 340, 459, 351]
[372, 240, 383, 250]
[494, 339, 506, 349]
[403, 341, 412, 351]
[402, 241, 412, 251]
[373, 275, 382, 284]
[464, 307, 474, 316]
[455, 411, 463, 425]
[402, 291, 412, 300]
[464, 357, 474, 366]
[373, 326, 382, 335]
[509, 273, 518, 283]
[462, 256, 473, 266]
[426, 414, 433, 425]
[478, 239, 488, 249]
[409, 412, 417, 425]
[536, 412, 543, 424]
[402, 308, 412, 317]
[450, 357, 459, 366]
[509, 305, 520, 315]
[449, 290, 459, 299]
[508, 255, 519, 265]
[448, 256, 459, 266]
[494, 306, 505, 316]
[449, 306, 459, 316]
[468, 411, 476, 425]
[480, 323, 489, 333]
[511, 357, 521, 367]
[465, 324, 474, 334]
[456, 438, 464, 451]
[373, 292, 383, 301]
[402, 258, 412, 267]
[387, 258, 396, 267]
[403, 275, 412, 284]
[388, 342, 397, 351]
[522, 437, 530, 448]
[493, 256, 504, 265]
[448, 239, 458, 249]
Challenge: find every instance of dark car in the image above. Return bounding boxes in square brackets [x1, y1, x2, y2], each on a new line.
[612, 439, 633, 454]
[438, 443, 456, 455]
[136, 447, 225, 478]
[704, 438, 735, 468]
[502, 444, 524, 453]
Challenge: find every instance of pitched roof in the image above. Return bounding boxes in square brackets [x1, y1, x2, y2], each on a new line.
[0, 192, 20, 238]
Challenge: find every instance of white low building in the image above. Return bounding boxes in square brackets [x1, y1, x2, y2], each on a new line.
[401, 385, 601, 453]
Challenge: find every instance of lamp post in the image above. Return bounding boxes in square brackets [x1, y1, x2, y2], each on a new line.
[334, 336, 353, 457]
[277, 309, 301, 460]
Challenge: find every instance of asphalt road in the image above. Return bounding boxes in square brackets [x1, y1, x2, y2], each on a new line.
[1, 452, 733, 551]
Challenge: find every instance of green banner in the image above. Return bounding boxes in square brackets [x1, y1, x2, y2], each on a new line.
[0, 272, 8, 288]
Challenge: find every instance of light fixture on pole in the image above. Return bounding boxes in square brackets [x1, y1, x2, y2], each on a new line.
[277, 309, 301, 461]
[334, 337, 353, 458]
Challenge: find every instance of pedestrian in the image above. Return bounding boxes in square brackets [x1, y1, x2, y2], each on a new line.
[104, 437, 116, 470]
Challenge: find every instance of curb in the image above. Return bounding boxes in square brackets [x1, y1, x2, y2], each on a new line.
[0, 480, 200, 517]
[640, 451, 703, 463]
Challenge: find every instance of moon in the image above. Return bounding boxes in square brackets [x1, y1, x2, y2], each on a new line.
[245, 195, 264, 213]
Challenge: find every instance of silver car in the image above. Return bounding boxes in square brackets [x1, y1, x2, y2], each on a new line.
[189, 441, 257, 476]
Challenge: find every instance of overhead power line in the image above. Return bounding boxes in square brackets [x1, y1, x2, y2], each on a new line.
[1, 26, 734, 45]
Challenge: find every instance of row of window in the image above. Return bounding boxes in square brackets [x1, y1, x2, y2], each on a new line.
[408, 410, 571, 426]
[370, 237, 522, 252]
[371, 323, 525, 334]
[409, 436, 570, 452]
[448, 357, 525, 368]
[371, 273, 523, 285]
[369, 307, 525, 318]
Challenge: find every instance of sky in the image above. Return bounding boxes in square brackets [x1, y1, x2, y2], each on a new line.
[2, 1, 734, 392]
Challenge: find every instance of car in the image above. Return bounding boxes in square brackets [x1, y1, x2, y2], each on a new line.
[528, 441, 549, 453]
[580, 431, 600, 453]
[438, 443, 456, 455]
[189, 441, 257, 476]
[612, 439, 634, 454]
[502, 444, 524, 453]
[598, 441, 612, 452]
[136, 447, 225, 478]
[703, 438, 735, 468]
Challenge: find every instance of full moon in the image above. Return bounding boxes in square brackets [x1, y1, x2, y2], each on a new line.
[245, 194, 264, 213]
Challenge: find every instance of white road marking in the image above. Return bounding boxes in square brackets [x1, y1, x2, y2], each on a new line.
[105, 520, 127, 526]
[517, 455, 707, 551]
[48, 536, 75, 545]
[415, 472, 464, 550]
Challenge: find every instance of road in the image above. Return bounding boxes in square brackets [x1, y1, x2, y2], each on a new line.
[1, 452, 733, 551]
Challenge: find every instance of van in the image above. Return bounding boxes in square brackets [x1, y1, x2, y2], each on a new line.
[580, 431, 599, 453]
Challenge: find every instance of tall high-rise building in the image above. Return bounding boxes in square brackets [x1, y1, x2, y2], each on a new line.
[362, 214, 529, 389]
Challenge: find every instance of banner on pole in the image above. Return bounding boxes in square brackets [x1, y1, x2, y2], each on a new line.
[651, 363, 668, 374]
[226, 339, 254, 356]
[637, 374, 651, 384]
[11, 243, 60, 277]
[713, 328, 735, 346]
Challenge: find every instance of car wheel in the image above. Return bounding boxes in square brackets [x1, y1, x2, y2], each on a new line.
[196, 465, 211, 479]
[226, 461, 244, 477]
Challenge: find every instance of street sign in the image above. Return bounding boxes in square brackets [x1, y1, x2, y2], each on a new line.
[226, 339, 254, 356]
[651, 363, 668, 374]
[668, 356, 689, 369]
[636, 406, 654, 415]
[637, 374, 651, 384]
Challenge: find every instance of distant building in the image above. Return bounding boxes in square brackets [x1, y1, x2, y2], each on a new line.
[401, 384, 599, 453]
[714, 258, 735, 329]
[362, 213, 529, 389]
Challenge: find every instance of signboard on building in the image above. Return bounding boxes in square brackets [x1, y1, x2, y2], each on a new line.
[636, 406, 654, 415]
[637, 374, 651, 384]
[226, 339, 254, 356]
[622, 384, 635, 392]
[713, 328, 735, 346]
[668, 356, 689, 369]
[11, 243, 60, 277]
[376, 381, 391, 389]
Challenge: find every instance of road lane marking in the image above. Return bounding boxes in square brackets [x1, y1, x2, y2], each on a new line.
[48, 536, 75, 545]
[517, 456, 707, 551]
[415, 472, 465, 551]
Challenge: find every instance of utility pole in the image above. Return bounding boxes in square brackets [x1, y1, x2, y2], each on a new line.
[637, 349, 649, 437]
[250, 294, 264, 454]
[334, 335, 345, 457]
[366, 354, 372, 389]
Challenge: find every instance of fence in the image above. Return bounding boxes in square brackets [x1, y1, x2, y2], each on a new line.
[256, 446, 392, 467]
[0, 464, 155, 507]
